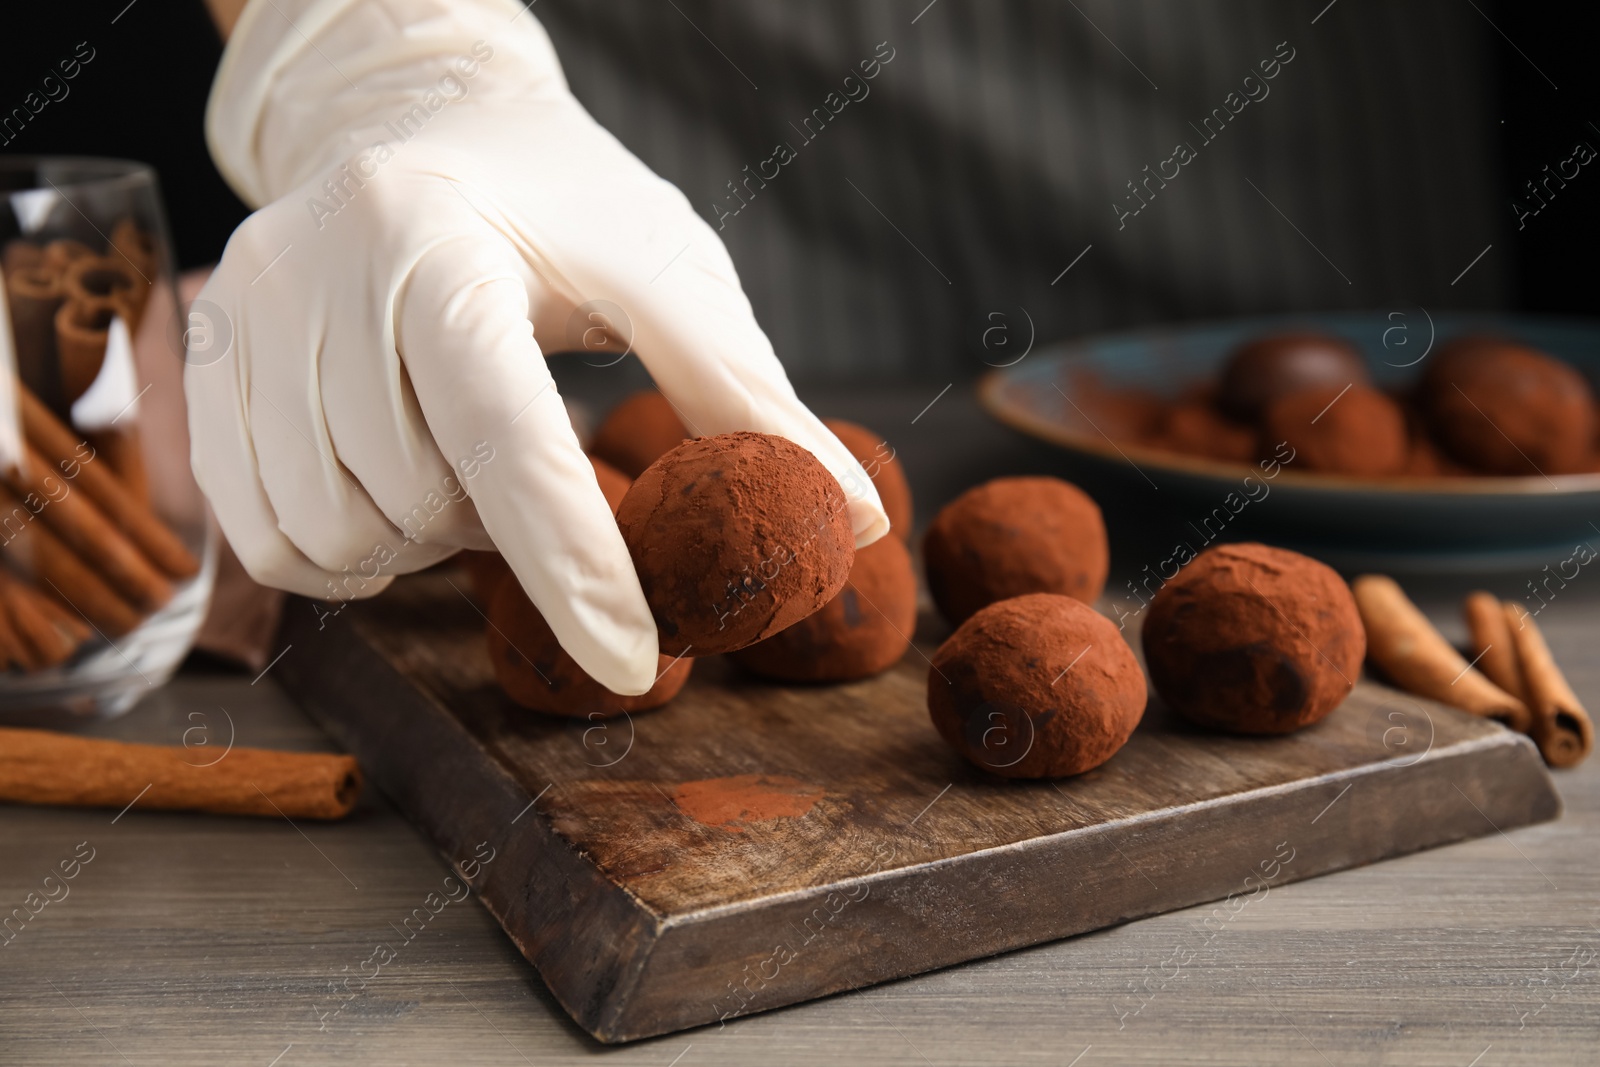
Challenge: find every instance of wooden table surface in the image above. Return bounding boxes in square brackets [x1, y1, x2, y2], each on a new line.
[3, 381, 1597, 1065]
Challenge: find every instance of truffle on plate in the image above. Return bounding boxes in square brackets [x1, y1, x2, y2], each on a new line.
[487, 571, 693, 717]
[928, 593, 1145, 778]
[923, 476, 1108, 626]
[1154, 402, 1257, 463]
[824, 418, 914, 539]
[589, 390, 690, 477]
[1142, 543, 1363, 734]
[1421, 340, 1598, 475]
[731, 535, 916, 682]
[617, 431, 855, 656]
[1218, 332, 1370, 422]
[1261, 384, 1408, 476]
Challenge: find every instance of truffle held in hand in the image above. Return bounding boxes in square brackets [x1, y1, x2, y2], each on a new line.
[1142, 543, 1364, 735]
[1421, 339, 1598, 475]
[486, 571, 693, 718]
[928, 593, 1145, 778]
[1262, 384, 1407, 476]
[1218, 331, 1370, 422]
[589, 390, 690, 478]
[731, 535, 916, 683]
[824, 418, 913, 539]
[923, 476, 1108, 626]
[616, 432, 856, 656]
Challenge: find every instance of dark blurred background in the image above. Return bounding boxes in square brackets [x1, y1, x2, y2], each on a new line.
[3, 1, 1593, 384]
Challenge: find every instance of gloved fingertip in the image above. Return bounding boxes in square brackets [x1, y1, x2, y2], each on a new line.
[588, 626, 662, 697]
[848, 500, 891, 549]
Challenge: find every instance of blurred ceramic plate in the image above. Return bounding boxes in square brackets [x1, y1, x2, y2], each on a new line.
[978, 312, 1600, 573]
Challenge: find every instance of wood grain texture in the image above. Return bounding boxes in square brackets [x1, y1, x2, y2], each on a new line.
[2, 383, 1597, 1065]
[271, 568, 1555, 1043]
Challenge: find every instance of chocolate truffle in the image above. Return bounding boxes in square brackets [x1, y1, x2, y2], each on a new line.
[1421, 340, 1598, 475]
[824, 418, 914, 539]
[923, 476, 1108, 626]
[588, 453, 633, 512]
[731, 535, 916, 682]
[487, 572, 692, 717]
[590, 390, 690, 477]
[928, 593, 1145, 778]
[1142, 543, 1363, 735]
[1070, 370, 1168, 445]
[1262, 384, 1408, 476]
[460, 455, 631, 604]
[1154, 402, 1257, 463]
[1218, 332, 1370, 422]
[461, 549, 510, 606]
[616, 431, 855, 656]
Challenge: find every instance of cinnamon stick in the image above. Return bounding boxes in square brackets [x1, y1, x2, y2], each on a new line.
[0, 481, 143, 636]
[1505, 604, 1594, 768]
[4, 267, 65, 401]
[87, 429, 151, 501]
[62, 255, 136, 304]
[1352, 574, 1531, 732]
[43, 239, 94, 275]
[1463, 591, 1528, 703]
[54, 297, 117, 403]
[0, 727, 362, 820]
[0, 587, 37, 670]
[109, 218, 157, 282]
[0, 566, 89, 668]
[63, 256, 149, 337]
[17, 382, 199, 579]
[1, 443, 173, 612]
[2, 239, 43, 276]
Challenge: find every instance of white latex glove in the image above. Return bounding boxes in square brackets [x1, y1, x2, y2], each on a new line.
[191, 0, 888, 695]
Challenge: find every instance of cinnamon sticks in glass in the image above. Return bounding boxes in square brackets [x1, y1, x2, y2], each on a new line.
[0, 376, 199, 662]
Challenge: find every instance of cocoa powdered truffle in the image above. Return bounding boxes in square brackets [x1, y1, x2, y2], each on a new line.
[616, 431, 855, 656]
[1142, 543, 1363, 735]
[731, 534, 916, 682]
[1218, 332, 1370, 422]
[824, 418, 914, 539]
[923, 476, 1108, 626]
[928, 593, 1145, 778]
[487, 571, 692, 717]
[1421, 340, 1598, 475]
[1262, 384, 1407, 476]
[461, 455, 631, 604]
[1154, 402, 1257, 463]
[590, 390, 690, 477]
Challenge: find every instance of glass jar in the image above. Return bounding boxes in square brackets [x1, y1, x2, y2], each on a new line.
[0, 157, 214, 720]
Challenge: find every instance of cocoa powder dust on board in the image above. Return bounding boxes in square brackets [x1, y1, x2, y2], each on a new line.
[671, 774, 825, 832]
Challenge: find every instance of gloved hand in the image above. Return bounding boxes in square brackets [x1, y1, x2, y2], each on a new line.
[190, 0, 888, 695]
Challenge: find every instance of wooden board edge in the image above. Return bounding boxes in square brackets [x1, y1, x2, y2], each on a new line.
[595, 726, 1559, 1041]
[273, 598, 665, 1042]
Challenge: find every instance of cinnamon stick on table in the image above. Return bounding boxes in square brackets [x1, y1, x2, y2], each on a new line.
[1504, 604, 1595, 769]
[1463, 591, 1529, 703]
[1352, 574, 1532, 733]
[0, 727, 362, 820]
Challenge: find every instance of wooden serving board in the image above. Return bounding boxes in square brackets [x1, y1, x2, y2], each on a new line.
[274, 571, 1559, 1044]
